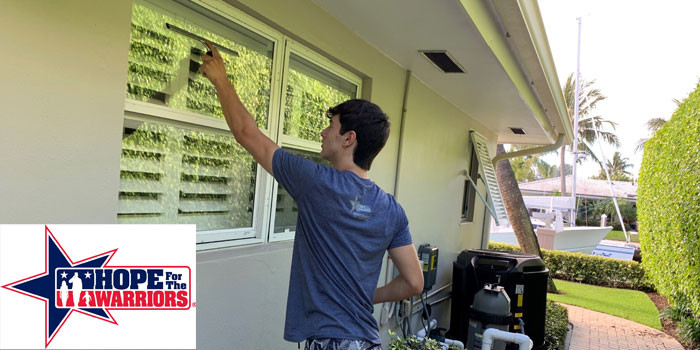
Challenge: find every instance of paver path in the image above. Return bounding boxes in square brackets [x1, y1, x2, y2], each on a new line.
[562, 303, 684, 350]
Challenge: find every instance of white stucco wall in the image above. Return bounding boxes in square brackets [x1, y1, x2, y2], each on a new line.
[0, 1, 132, 223]
[390, 75, 495, 339]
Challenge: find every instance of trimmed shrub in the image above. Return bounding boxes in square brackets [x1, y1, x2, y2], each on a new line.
[677, 317, 700, 348]
[638, 81, 700, 319]
[488, 242, 654, 291]
[544, 301, 569, 350]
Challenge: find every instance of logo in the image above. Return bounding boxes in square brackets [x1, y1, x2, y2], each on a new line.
[349, 194, 372, 220]
[0, 225, 195, 349]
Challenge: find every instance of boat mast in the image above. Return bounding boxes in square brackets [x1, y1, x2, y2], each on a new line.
[571, 17, 582, 227]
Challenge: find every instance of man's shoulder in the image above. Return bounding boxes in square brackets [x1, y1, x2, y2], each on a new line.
[369, 185, 406, 216]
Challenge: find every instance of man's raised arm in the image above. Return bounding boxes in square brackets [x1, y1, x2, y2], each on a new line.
[200, 41, 279, 175]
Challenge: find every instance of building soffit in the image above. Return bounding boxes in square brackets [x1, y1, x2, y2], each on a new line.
[311, 0, 571, 146]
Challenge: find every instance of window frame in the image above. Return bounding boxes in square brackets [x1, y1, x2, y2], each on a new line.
[461, 145, 479, 223]
[120, 110, 273, 250]
[124, 0, 284, 250]
[121, 0, 364, 250]
[277, 39, 364, 150]
[268, 39, 362, 243]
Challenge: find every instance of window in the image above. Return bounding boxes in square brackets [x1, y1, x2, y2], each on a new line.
[270, 43, 361, 242]
[270, 148, 330, 239]
[118, 119, 259, 243]
[120, 0, 361, 249]
[283, 53, 358, 143]
[461, 146, 479, 222]
[127, 0, 274, 128]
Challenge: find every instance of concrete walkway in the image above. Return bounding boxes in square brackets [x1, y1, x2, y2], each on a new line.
[562, 303, 685, 350]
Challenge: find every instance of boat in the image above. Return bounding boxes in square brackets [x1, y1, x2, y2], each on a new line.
[489, 195, 612, 254]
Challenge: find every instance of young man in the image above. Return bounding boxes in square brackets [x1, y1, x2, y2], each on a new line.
[200, 42, 423, 349]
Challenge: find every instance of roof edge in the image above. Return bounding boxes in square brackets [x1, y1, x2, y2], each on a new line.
[516, 0, 574, 145]
[459, 0, 558, 144]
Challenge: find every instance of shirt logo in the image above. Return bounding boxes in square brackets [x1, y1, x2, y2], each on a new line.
[349, 194, 372, 220]
[1, 226, 192, 348]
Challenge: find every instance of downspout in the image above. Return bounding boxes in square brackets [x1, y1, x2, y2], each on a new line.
[491, 133, 565, 168]
[379, 69, 412, 327]
[393, 72, 412, 197]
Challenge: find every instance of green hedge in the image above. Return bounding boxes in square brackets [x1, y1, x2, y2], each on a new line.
[488, 242, 654, 291]
[544, 301, 569, 350]
[638, 81, 700, 319]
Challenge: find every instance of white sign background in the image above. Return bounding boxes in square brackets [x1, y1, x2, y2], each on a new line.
[0, 225, 196, 349]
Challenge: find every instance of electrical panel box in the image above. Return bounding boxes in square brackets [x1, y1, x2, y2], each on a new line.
[418, 243, 438, 292]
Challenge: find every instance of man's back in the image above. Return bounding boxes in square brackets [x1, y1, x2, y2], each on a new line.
[198, 48, 422, 347]
[273, 149, 411, 344]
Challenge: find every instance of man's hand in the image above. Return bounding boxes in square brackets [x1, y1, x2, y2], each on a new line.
[198, 41, 279, 175]
[200, 42, 228, 87]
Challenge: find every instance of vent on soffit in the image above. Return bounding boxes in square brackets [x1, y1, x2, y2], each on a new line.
[420, 50, 465, 73]
[509, 127, 526, 135]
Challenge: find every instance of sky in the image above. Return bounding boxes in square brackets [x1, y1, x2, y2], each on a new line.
[537, 0, 700, 179]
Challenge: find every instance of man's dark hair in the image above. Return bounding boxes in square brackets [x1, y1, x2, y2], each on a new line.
[327, 99, 390, 170]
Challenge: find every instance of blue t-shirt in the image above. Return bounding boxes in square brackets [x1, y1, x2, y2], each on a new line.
[272, 149, 412, 344]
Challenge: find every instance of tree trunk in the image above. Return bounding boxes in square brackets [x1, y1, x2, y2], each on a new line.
[496, 144, 558, 293]
[560, 144, 567, 195]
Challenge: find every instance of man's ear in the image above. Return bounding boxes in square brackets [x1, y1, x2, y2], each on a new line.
[343, 130, 357, 148]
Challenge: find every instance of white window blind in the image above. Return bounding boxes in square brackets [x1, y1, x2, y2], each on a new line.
[469, 131, 508, 225]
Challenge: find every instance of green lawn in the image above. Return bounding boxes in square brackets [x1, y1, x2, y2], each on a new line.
[604, 230, 640, 242]
[548, 279, 661, 329]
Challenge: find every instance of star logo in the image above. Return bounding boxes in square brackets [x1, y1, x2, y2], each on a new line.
[1, 226, 118, 348]
[349, 195, 361, 212]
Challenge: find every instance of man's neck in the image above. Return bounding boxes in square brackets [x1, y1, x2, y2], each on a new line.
[332, 159, 369, 179]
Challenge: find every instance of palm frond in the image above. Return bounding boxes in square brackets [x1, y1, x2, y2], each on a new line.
[634, 138, 648, 154]
[646, 118, 667, 133]
[597, 131, 620, 148]
[581, 142, 602, 166]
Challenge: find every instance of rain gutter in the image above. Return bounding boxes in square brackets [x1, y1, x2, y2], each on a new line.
[516, 0, 574, 143]
[458, 0, 573, 144]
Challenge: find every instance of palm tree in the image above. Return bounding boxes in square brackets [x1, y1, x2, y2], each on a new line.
[559, 73, 620, 194]
[496, 145, 557, 292]
[634, 117, 667, 153]
[508, 145, 558, 182]
[606, 152, 633, 177]
[592, 151, 633, 181]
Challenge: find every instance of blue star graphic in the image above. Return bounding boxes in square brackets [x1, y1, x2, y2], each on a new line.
[1, 226, 118, 348]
